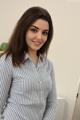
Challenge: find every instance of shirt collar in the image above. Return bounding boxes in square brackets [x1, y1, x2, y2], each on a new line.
[24, 53, 46, 62]
[24, 53, 30, 60]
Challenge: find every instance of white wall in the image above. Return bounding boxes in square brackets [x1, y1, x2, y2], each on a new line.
[0, 0, 80, 120]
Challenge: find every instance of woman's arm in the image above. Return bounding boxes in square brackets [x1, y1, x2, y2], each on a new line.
[43, 61, 57, 120]
[0, 55, 12, 119]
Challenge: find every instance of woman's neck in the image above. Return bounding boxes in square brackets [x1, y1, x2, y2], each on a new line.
[28, 50, 38, 65]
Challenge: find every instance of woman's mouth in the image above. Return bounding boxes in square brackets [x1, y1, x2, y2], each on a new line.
[32, 40, 42, 46]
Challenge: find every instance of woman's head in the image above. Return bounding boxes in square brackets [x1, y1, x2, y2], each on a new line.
[25, 18, 49, 55]
[5, 6, 53, 66]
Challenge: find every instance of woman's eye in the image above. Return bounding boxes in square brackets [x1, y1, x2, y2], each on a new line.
[30, 28, 37, 33]
[43, 31, 48, 36]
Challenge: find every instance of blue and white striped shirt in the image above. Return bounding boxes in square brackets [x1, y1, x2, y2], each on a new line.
[0, 54, 57, 120]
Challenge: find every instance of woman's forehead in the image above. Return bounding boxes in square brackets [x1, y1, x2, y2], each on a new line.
[31, 19, 49, 31]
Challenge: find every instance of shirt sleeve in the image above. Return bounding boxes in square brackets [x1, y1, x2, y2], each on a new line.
[0, 55, 12, 119]
[42, 61, 57, 120]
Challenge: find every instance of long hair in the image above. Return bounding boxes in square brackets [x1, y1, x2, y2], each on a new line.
[1, 6, 53, 67]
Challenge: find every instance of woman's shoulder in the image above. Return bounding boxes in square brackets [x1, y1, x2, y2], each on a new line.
[0, 53, 12, 67]
[44, 58, 55, 72]
[46, 58, 54, 66]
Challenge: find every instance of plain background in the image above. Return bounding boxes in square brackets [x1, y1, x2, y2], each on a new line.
[0, 0, 80, 120]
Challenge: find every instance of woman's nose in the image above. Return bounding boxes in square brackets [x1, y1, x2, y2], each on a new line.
[37, 31, 42, 40]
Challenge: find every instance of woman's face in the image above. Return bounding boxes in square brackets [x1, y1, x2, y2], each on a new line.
[25, 19, 49, 53]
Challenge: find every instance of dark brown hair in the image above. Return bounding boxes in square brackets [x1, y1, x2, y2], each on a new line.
[1, 6, 53, 66]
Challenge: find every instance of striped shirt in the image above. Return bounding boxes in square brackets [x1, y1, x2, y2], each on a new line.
[0, 54, 57, 120]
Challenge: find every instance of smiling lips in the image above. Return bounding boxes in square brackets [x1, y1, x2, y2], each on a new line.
[32, 40, 43, 46]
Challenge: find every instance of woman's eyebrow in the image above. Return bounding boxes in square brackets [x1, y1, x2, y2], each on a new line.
[31, 25, 49, 31]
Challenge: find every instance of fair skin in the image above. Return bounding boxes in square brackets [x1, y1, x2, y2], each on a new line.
[25, 19, 49, 64]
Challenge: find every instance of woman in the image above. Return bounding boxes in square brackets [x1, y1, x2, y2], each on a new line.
[0, 6, 57, 120]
